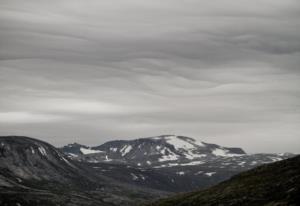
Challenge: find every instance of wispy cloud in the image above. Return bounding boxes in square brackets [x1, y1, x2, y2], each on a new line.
[0, 0, 299, 152]
[0, 112, 68, 123]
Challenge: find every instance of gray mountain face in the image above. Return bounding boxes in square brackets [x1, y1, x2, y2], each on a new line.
[61, 135, 294, 192]
[0, 136, 165, 206]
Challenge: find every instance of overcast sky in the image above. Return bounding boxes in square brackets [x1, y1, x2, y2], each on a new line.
[0, 0, 300, 153]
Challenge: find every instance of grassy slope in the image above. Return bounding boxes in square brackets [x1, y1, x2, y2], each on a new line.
[147, 155, 300, 206]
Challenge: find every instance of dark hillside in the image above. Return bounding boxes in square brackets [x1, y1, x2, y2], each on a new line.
[148, 155, 300, 206]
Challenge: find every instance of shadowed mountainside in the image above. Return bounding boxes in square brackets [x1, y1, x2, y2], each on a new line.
[0, 136, 165, 206]
[146, 155, 300, 206]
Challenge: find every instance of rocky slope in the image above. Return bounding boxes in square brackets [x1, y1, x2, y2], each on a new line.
[147, 155, 300, 206]
[0, 136, 165, 206]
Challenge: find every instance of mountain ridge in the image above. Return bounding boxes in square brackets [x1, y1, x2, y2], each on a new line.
[0, 136, 166, 206]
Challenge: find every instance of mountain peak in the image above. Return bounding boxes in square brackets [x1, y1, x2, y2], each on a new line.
[62, 135, 247, 166]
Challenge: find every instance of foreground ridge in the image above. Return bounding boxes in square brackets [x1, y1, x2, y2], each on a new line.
[147, 155, 300, 206]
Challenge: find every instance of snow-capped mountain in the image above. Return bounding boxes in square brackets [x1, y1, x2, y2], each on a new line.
[62, 135, 246, 166]
[60, 135, 294, 192]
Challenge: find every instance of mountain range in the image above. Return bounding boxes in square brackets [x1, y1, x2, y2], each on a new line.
[61, 135, 294, 192]
[0, 135, 297, 206]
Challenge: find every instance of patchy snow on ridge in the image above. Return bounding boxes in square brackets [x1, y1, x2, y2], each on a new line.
[80, 147, 102, 155]
[159, 147, 179, 162]
[165, 136, 204, 151]
[212, 148, 243, 157]
[212, 148, 227, 156]
[165, 136, 195, 150]
[184, 150, 207, 160]
[38, 146, 47, 156]
[159, 154, 179, 162]
[120, 145, 132, 156]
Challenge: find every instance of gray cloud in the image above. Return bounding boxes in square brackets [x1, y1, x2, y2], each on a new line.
[0, 0, 300, 153]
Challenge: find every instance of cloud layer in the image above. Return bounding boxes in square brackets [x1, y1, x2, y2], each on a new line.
[0, 0, 300, 152]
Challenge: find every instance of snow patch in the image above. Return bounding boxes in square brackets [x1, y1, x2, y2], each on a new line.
[184, 150, 207, 160]
[151, 137, 162, 140]
[158, 147, 179, 162]
[166, 136, 195, 150]
[38, 146, 47, 156]
[165, 136, 205, 151]
[105, 155, 112, 162]
[30, 147, 35, 154]
[168, 163, 179, 167]
[270, 157, 283, 162]
[131, 173, 139, 180]
[67, 153, 78, 157]
[62, 156, 73, 166]
[80, 147, 102, 155]
[140, 175, 146, 180]
[194, 171, 203, 175]
[110, 148, 118, 152]
[238, 161, 246, 166]
[120, 145, 132, 156]
[205, 172, 216, 177]
[176, 171, 185, 176]
[212, 148, 243, 157]
[180, 161, 205, 166]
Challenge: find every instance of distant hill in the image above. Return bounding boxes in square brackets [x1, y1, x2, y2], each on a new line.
[61, 135, 294, 192]
[147, 155, 300, 206]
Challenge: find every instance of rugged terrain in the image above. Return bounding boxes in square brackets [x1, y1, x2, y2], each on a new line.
[147, 155, 300, 206]
[61, 135, 294, 192]
[0, 135, 296, 206]
[0, 136, 165, 206]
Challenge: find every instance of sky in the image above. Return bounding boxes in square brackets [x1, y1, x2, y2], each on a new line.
[0, 0, 300, 153]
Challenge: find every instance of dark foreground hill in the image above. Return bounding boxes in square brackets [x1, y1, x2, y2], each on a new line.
[147, 155, 300, 206]
[0, 136, 164, 206]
